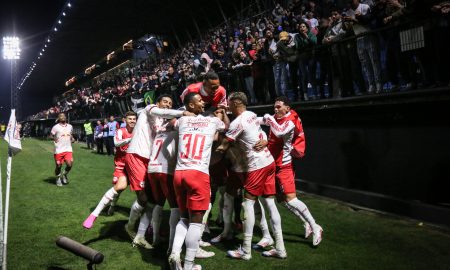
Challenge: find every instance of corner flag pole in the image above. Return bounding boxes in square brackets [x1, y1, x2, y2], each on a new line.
[2, 151, 12, 270]
[2, 109, 22, 270]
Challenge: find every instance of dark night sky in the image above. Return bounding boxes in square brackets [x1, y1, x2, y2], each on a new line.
[0, 0, 240, 122]
[1, 0, 65, 121]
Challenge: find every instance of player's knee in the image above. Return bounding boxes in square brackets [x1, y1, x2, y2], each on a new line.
[244, 190, 257, 201]
[189, 211, 205, 223]
[285, 193, 297, 202]
[115, 178, 127, 191]
[136, 191, 148, 206]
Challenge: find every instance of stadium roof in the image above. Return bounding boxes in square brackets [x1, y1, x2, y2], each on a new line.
[0, 0, 241, 119]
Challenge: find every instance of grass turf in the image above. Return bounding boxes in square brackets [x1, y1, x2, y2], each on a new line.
[1, 138, 450, 269]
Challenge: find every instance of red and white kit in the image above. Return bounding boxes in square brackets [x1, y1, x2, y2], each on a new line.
[263, 110, 305, 194]
[148, 119, 178, 204]
[126, 104, 184, 191]
[173, 115, 225, 212]
[51, 123, 73, 165]
[180, 82, 227, 108]
[112, 127, 133, 183]
[226, 111, 275, 196]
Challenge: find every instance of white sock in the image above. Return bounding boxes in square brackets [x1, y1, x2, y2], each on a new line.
[242, 198, 255, 254]
[222, 193, 234, 237]
[283, 201, 306, 224]
[127, 200, 144, 228]
[152, 205, 163, 244]
[92, 188, 118, 217]
[262, 197, 285, 252]
[168, 208, 180, 251]
[136, 205, 153, 237]
[255, 198, 272, 240]
[288, 198, 316, 227]
[184, 223, 202, 270]
[171, 218, 188, 256]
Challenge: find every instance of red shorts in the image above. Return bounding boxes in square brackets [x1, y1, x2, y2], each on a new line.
[275, 163, 296, 194]
[112, 157, 127, 185]
[236, 162, 276, 197]
[54, 152, 73, 165]
[174, 170, 210, 212]
[149, 173, 177, 206]
[125, 153, 149, 191]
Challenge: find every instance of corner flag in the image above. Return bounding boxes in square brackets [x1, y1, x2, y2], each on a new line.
[3, 109, 22, 155]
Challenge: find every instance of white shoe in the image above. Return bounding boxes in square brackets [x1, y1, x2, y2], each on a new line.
[198, 240, 211, 247]
[252, 237, 274, 249]
[262, 248, 287, 259]
[312, 225, 323, 246]
[61, 174, 68, 185]
[168, 254, 183, 270]
[56, 177, 63, 187]
[192, 264, 202, 270]
[124, 224, 136, 240]
[210, 233, 233, 244]
[227, 246, 251, 260]
[304, 223, 313, 239]
[195, 247, 215, 258]
[368, 85, 375, 93]
[132, 235, 154, 249]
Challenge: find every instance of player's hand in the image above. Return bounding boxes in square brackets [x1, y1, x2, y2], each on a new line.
[213, 108, 225, 120]
[253, 139, 268, 152]
[182, 111, 195, 116]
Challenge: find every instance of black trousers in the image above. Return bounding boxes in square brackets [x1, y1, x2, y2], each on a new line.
[105, 136, 114, 156]
[96, 138, 104, 154]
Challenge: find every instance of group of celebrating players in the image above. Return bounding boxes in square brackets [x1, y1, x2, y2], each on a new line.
[50, 71, 323, 270]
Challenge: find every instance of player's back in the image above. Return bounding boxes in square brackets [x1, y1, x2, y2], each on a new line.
[175, 115, 225, 174]
[127, 109, 152, 159]
[228, 111, 273, 172]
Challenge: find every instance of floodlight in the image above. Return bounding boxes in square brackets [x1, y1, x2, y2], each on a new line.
[2, 36, 21, 60]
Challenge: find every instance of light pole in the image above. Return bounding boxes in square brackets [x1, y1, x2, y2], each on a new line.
[2, 36, 21, 119]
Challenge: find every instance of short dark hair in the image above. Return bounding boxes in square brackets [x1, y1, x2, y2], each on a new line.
[203, 71, 219, 81]
[275, 96, 290, 107]
[228, 92, 248, 106]
[156, 94, 173, 103]
[183, 92, 200, 108]
[125, 111, 137, 117]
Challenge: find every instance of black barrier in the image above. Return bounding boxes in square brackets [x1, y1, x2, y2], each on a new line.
[56, 236, 104, 269]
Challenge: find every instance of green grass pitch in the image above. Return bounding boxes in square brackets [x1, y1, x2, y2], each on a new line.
[1, 138, 449, 269]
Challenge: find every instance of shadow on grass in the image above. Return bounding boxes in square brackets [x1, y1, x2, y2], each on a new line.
[47, 267, 67, 270]
[43, 177, 56, 185]
[88, 205, 131, 217]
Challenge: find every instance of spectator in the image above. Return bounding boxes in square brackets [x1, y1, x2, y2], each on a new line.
[295, 22, 318, 100]
[83, 119, 94, 150]
[345, 0, 383, 93]
[94, 120, 104, 154]
[106, 115, 119, 156]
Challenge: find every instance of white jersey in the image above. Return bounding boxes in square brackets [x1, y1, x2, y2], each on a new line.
[51, 123, 73, 154]
[127, 104, 183, 159]
[147, 126, 178, 175]
[175, 115, 225, 174]
[225, 111, 274, 172]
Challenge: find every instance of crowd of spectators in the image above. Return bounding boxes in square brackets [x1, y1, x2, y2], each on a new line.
[28, 0, 450, 121]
